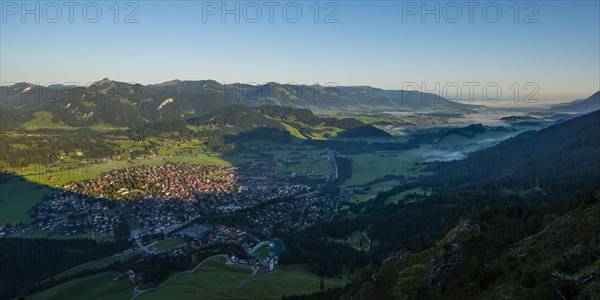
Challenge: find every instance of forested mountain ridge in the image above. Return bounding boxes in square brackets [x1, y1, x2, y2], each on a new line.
[188, 105, 391, 138]
[435, 110, 600, 193]
[150, 80, 474, 112]
[344, 190, 600, 300]
[551, 91, 600, 113]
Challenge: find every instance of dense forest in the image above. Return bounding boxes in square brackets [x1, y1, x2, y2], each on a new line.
[0, 236, 130, 299]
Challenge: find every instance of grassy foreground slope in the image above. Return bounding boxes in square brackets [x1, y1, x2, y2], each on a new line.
[0, 173, 57, 225]
[29, 272, 133, 300]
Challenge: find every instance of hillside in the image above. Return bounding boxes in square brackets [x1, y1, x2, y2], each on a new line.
[188, 105, 286, 131]
[438, 110, 600, 193]
[0, 79, 227, 128]
[434, 124, 487, 143]
[346, 191, 600, 300]
[551, 91, 600, 113]
[188, 105, 390, 139]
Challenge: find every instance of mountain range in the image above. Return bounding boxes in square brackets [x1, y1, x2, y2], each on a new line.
[551, 91, 600, 113]
[0, 79, 473, 131]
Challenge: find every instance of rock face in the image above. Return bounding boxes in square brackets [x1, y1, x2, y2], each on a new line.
[425, 219, 483, 291]
[347, 191, 600, 300]
[158, 98, 174, 109]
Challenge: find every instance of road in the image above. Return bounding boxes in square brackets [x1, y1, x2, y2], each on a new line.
[362, 230, 372, 251]
[349, 230, 372, 251]
[135, 239, 158, 254]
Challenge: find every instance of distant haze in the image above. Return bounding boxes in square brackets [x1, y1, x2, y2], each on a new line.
[1, 1, 598, 104]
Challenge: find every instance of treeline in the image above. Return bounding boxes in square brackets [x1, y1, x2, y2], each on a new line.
[128, 120, 192, 139]
[279, 236, 371, 277]
[304, 140, 416, 154]
[188, 105, 285, 131]
[334, 155, 352, 184]
[337, 126, 390, 138]
[259, 105, 369, 129]
[0, 134, 122, 167]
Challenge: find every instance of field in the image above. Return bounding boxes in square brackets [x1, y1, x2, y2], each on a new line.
[386, 187, 431, 204]
[7, 150, 232, 188]
[153, 237, 187, 252]
[51, 253, 136, 280]
[347, 231, 370, 250]
[22, 112, 127, 132]
[138, 256, 350, 300]
[343, 151, 418, 187]
[11, 160, 138, 187]
[350, 179, 402, 203]
[329, 230, 370, 251]
[252, 244, 270, 258]
[0, 174, 56, 225]
[22, 112, 76, 131]
[29, 272, 133, 300]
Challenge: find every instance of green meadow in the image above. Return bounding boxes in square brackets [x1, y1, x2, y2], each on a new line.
[29, 272, 133, 300]
[153, 237, 187, 252]
[0, 174, 56, 225]
[138, 256, 350, 300]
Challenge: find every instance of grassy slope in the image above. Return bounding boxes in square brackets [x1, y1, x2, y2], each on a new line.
[0, 175, 56, 224]
[138, 256, 349, 300]
[386, 187, 431, 204]
[343, 152, 418, 187]
[329, 230, 370, 251]
[29, 272, 133, 300]
[350, 179, 402, 203]
[52, 253, 136, 280]
[22, 112, 76, 131]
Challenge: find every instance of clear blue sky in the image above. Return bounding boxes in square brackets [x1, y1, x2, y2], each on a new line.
[1, 1, 599, 103]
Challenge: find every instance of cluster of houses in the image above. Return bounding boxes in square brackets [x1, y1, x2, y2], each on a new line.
[159, 224, 261, 259]
[123, 197, 203, 237]
[246, 188, 348, 235]
[2, 155, 348, 279]
[63, 163, 238, 201]
[1, 193, 120, 238]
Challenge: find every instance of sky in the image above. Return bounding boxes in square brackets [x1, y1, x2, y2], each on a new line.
[1, 0, 599, 104]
